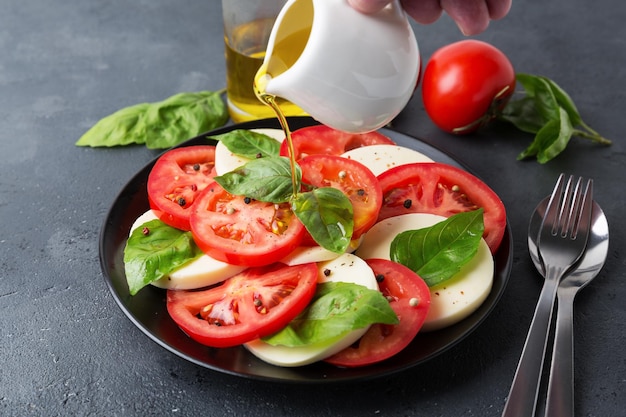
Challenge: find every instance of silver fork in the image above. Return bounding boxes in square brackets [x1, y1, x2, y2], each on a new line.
[502, 174, 594, 417]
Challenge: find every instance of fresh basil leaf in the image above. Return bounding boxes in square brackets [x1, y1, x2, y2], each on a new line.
[539, 76, 583, 127]
[515, 73, 560, 122]
[76, 90, 228, 149]
[210, 129, 281, 159]
[262, 281, 398, 347]
[500, 96, 545, 134]
[123, 219, 202, 295]
[390, 209, 484, 287]
[517, 107, 574, 162]
[76, 103, 151, 147]
[214, 156, 298, 203]
[292, 188, 354, 253]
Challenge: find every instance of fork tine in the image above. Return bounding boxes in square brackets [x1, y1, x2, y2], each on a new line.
[538, 173, 566, 240]
[561, 176, 582, 238]
[571, 179, 593, 240]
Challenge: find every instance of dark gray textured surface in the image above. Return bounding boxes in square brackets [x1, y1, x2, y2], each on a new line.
[1, 0, 624, 416]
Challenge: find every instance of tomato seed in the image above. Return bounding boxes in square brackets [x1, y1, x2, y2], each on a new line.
[409, 298, 419, 307]
[338, 170, 347, 179]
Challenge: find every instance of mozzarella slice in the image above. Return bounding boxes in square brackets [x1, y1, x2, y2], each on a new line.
[245, 253, 379, 367]
[280, 237, 362, 266]
[214, 128, 285, 175]
[341, 144, 434, 176]
[355, 213, 494, 332]
[129, 210, 246, 290]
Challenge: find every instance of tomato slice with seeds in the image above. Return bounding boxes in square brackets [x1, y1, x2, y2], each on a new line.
[377, 162, 506, 253]
[298, 154, 383, 241]
[280, 125, 395, 160]
[167, 263, 318, 348]
[325, 258, 431, 367]
[189, 181, 305, 266]
[147, 146, 217, 231]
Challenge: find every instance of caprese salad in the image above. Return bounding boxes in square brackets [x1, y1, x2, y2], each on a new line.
[123, 125, 506, 368]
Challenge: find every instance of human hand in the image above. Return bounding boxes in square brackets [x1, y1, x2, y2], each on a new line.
[348, 0, 512, 36]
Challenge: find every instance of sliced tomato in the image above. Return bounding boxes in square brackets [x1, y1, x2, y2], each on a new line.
[189, 181, 304, 266]
[167, 263, 318, 348]
[298, 154, 383, 242]
[377, 162, 506, 253]
[147, 146, 217, 231]
[279, 125, 395, 160]
[325, 258, 431, 367]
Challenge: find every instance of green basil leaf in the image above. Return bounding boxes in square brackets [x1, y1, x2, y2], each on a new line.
[76, 91, 228, 149]
[214, 156, 298, 203]
[500, 96, 545, 134]
[144, 91, 228, 149]
[123, 219, 202, 295]
[76, 103, 151, 147]
[210, 129, 281, 158]
[539, 76, 583, 126]
[517, 107, 574, 163]
[262, 281, 398, 347]
[293, 188, 354, 253]
[390, 209, 484, 287]
[515, 73, 560, 122]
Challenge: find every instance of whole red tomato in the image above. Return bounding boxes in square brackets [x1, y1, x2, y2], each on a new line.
[421, 40, 515, 134]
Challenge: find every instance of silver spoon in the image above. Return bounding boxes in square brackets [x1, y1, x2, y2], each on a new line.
[528, 196, 609, 417]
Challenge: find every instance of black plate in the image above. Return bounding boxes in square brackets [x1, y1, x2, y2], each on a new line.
[100, 117, 513, 383]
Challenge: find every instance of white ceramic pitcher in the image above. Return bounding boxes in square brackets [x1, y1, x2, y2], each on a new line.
[257, 0, 420, 133]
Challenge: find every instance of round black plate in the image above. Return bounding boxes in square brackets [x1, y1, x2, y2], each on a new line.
[100, 116, 513, 383]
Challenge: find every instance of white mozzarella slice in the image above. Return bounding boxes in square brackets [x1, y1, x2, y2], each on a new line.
[355, 213, 494, 332]
[214, 128, 285, 175]
[245, 253, 378, 367]
[280, 237, 362, 266]
[340, 144, 434, 176]
[129, 210, 246, 290]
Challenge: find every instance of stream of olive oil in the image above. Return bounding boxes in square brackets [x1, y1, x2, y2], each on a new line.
[252, 25, 312, 196]
[254, 66, 300, 196]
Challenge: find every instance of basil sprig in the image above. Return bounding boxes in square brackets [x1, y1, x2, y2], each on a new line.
[76, 90, 228, 149]
[261, 281, 398, 347]
[390, 210, 484, 287]
[214, 130, 354, 253]
[124, 219, 202, 295]
[500, 74, 611, 163]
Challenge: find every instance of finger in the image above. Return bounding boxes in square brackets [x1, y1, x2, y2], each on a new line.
[401, 0, 443, 24]
[486, 0, 512, 20]
[440, 0, 490, 35]
[347, 0, 392, 14]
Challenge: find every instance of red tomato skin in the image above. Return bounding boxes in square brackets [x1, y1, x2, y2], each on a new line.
[298, 154, 383, 240]
[422, 40, 515, 134]
[377, 162, 506, 254]
[325, 259, 431, 367]
[147, 146, 217, 230]
[189, 182, 304, 267]
[280, 125, 395, 160]
[167, 263, 318, 348]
